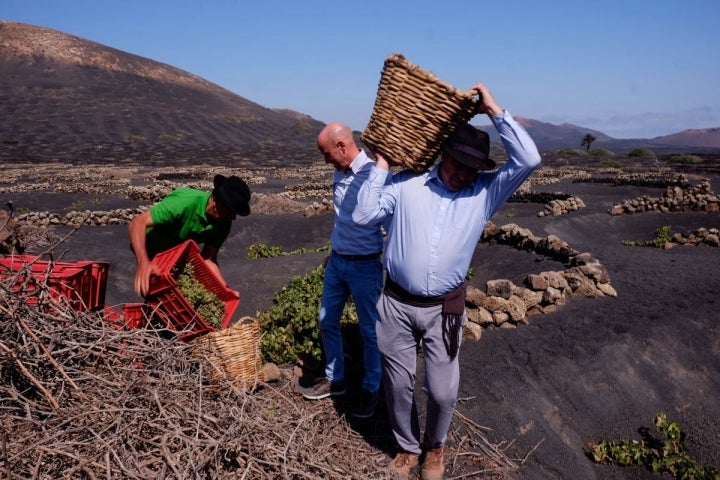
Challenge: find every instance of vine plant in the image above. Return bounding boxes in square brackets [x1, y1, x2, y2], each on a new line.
[247, 242, 330, 259]
[589, 413, 719, 479]
[256, 263, 358, 366]
[622, 225, 672, 247]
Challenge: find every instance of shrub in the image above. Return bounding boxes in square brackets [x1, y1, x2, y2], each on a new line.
[557, 147, 584, 156]
[628, 148, 655, 158]
[622, 225, 672, 248]
[588, 148, 613, 157]
[668, 154, 702, 164]
[258, 264, 358, 365]
[248, 244, 286, 258]
[247, 243, 330, 259]
[599, 160, 623, 168]
[125, 135, 145, 144]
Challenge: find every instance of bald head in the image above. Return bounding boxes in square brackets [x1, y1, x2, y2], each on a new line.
[317, 122, 360, 170]
[318, 122, 355, 147]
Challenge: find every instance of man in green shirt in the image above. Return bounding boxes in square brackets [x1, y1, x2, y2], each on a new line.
[129, 174, 250, 297]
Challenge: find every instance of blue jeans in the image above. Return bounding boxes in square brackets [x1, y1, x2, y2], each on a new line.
[319, 252, 383, 393]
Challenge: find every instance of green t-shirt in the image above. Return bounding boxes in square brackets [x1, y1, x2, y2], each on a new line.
[146, 188, 231, 258]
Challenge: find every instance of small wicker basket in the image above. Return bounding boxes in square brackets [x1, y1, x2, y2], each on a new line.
[361, 53, 479, 172]
[192, 316, 264, 392]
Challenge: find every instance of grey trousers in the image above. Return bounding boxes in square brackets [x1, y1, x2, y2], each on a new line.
[376, 292, 463, 454]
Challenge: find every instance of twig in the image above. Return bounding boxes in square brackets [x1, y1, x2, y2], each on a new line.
[0, 339, 59, 410]
[16, 315, 82, 392]
[1, 424, 10, 480]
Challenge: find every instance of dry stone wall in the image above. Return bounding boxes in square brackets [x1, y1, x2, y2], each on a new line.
[17, 207, 147, 226]
[462, 221, 616, 341]
[608, 178, 718, 215]
[667, 228, 720, 248]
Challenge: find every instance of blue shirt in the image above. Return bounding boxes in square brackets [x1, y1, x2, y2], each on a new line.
[353, 111, 541, 296]
[330, 149, 386, 256]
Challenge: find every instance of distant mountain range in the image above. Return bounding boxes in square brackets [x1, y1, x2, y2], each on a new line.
[477, 117, 720, 153]
[1, 20, 719, 167]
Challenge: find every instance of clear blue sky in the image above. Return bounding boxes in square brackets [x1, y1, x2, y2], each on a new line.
[3, 0, 719, 139]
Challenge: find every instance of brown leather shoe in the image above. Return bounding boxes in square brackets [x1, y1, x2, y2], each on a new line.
[421, 446, 445, 480]
[388, 451, 419, 479]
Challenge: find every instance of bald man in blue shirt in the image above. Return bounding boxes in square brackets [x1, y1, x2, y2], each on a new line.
[302, 122, 387, 420]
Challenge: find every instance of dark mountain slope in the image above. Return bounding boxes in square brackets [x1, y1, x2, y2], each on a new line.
[0, 20, 324, 166]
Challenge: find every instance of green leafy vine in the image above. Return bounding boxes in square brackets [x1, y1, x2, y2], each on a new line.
[622, 225, 672, 247]
[589, 413, 719, 479]
[247, 242, 330, 259]
[257, 264, 357, 365]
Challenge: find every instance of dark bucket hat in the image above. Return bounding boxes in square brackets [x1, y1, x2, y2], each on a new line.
[442, 124, 496, 171]
[213, 174, 251, 216]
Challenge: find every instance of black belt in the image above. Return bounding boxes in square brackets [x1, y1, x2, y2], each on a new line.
[334, 251, 382, 261]
[384, 276, 446, 306]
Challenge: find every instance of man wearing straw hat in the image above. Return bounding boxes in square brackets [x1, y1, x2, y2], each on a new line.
[301, 122, 387, 419]
[353, 83, 541, 480]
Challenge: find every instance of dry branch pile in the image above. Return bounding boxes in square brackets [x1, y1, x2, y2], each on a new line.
[1, 257, 522, 479]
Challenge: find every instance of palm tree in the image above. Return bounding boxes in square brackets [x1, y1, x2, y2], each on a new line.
[581, 133, 597, 152]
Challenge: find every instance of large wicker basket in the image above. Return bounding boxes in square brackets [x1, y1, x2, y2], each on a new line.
[361, 53, 479, 172]
[192, 316, 264, 392]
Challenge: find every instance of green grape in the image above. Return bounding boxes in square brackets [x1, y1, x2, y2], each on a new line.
[174, 261, 225, 328]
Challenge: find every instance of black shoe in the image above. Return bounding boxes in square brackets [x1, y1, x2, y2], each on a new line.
[302, 378, 347, 400]
[350, 388, 379, 418]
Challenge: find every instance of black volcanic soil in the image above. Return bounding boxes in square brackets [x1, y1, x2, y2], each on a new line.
[6, 162, 719, 480]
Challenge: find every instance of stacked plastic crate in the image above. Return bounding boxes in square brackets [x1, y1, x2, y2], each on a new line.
[0, 254, 109, 312]
[2, 240, 240, 343]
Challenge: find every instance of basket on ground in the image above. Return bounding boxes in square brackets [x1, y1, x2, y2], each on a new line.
[191, 316, 264, 391]
[361, 53, 479, 172]
[146, 240, 239, 342]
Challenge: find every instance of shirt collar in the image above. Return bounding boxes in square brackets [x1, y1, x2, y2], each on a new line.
[426, 164, 443, 187]
[345, 149, 367, 174]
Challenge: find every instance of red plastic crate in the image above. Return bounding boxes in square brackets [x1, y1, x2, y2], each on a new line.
[46, 265, 88, 310]
[146, 240, 239, 341]
[102, 304, 149, 331]
[123, 303, 148, 329]
[103, 305, 123, 329]
[0, 255, 110, 312]
[75, 260, 110, 310]
[0, 255, 87, 311]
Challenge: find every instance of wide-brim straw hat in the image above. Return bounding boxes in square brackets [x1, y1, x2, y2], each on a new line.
[361, 53, 479, 172]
